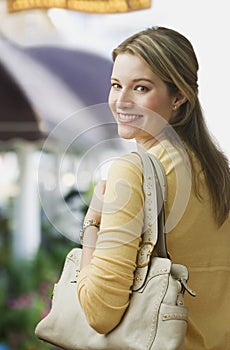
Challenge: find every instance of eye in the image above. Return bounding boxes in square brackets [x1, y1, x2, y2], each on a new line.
[135, 85, 149, 92]
[111, 82, 122, 89]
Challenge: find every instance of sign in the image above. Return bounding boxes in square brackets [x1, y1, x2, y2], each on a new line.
[7, 0, 151, 13]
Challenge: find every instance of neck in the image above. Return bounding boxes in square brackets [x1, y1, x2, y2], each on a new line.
[135, 137, 160, 151]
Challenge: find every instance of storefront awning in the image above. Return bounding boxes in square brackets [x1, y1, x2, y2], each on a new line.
[0, 35, 115, 150]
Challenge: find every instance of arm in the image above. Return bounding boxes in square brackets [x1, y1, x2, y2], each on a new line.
[80, 180, 106, 269]
[76, 153, 144, 334]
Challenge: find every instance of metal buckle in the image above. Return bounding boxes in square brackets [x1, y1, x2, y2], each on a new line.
[136, 242, 154, 268]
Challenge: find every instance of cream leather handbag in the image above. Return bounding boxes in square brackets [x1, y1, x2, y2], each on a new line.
[35, 151, 196, 350]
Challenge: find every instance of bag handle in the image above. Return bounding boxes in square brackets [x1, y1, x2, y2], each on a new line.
[132, 150, 169, 291]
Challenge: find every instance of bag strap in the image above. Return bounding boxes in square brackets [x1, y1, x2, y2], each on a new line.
[132, 150, 169, 291]
[147, 153, 168, 259]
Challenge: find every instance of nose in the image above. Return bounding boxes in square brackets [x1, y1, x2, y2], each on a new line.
[116, 89, 133, 109]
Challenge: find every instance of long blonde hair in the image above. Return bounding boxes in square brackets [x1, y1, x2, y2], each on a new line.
[113, 27, 230, 227]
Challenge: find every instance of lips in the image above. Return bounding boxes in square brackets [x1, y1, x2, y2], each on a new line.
[117, 113, 143, 123]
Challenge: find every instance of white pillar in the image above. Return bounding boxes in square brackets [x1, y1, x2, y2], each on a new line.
[12, 143, 41, 260]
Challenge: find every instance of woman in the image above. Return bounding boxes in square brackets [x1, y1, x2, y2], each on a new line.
[77, 27, 230, 349]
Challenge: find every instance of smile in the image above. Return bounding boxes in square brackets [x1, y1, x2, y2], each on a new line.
[117, 113, 143, 123]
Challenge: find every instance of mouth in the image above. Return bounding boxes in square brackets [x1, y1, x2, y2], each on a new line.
[117, 113, 143, 123]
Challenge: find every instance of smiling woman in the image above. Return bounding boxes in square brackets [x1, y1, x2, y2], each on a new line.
[109, 52, 185, 148]
[76, 26, 230, 350]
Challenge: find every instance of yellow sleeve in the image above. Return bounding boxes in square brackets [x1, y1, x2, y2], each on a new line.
[77, 153, 144, 334]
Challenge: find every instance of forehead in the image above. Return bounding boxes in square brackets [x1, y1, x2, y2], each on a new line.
[113, 53, 151, 73]
[112, 53, 159, 83]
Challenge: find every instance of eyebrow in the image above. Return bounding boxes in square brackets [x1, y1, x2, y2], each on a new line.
[111, 77, 154, 84]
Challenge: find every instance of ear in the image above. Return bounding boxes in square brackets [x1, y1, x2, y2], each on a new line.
[172, 92, 187, 110]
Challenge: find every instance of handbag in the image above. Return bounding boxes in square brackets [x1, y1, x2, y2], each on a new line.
[35, 150, 196, 350]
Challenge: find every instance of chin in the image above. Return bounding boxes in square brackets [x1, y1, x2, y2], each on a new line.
[117, 125, 138, 140]
[119, 135, 136, 141]
[118, 131, 136, 140]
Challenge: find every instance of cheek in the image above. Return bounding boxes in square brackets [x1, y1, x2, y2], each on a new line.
[108, 88, 115, 103]
[144, 96, 172, 119]
[144, 96, 162, 110]
[108, 91, 115, 113]
[138, 94, 159, 111]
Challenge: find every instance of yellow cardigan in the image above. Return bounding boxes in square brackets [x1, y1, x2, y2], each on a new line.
[77, 139, 230, 350]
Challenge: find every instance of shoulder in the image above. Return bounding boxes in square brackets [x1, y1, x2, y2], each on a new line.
[108, 152, 143, 176]
[106, 152, 143, 188]
[103, 152, 145, 214]
[149, 139, 192, 176]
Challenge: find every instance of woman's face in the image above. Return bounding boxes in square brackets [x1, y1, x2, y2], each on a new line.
[109, 53, 177, 148]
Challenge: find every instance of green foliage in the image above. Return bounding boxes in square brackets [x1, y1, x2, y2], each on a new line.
[0, 217, 79, 350]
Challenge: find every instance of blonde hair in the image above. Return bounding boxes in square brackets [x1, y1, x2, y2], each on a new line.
[113, 27, 230, 226]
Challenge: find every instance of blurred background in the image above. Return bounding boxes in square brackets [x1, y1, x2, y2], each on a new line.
[0, 0, 229, 348]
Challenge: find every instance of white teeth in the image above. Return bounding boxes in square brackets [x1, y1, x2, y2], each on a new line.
[118, 113, 142, 121]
